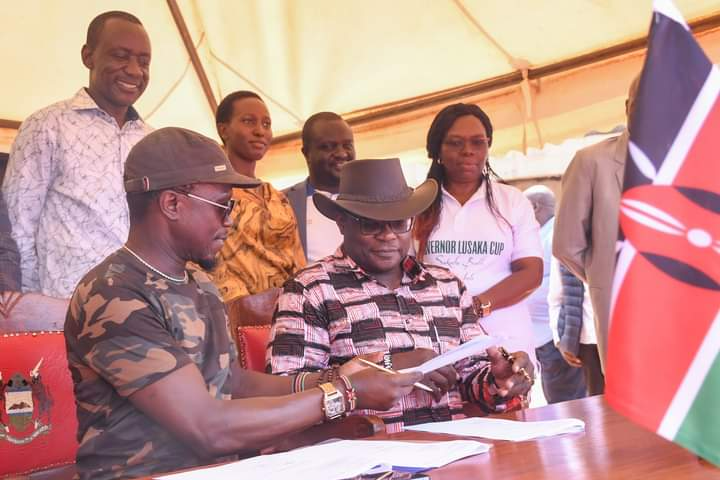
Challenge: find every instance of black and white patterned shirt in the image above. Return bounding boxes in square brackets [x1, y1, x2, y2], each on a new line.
[268, 248, 522, 432]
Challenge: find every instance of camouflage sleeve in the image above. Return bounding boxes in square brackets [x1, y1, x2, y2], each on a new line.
[69, 283, 193, 398]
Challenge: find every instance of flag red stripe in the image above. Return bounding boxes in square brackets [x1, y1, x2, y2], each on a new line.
[673, 95, 720, 189]
[607, 254, 718, 430]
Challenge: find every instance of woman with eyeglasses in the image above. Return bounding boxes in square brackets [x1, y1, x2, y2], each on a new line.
[413, 103, 543, 366]
[210, 91, 306, 321]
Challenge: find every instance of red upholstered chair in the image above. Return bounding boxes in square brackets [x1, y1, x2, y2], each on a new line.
[236, 325, 272, 372]
[227, 288, 279, 372]
[0, 292, 77, 480]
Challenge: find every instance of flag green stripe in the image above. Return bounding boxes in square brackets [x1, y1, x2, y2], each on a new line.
[674, 350, 720, 467]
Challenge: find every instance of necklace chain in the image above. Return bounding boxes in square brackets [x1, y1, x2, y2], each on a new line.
[122, 245, 188, 283]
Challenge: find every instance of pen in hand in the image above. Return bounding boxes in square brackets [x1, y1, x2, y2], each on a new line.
[357, 358, 435, 393]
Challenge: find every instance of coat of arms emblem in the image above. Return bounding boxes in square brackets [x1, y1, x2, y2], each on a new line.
[0, 358, 52, 445]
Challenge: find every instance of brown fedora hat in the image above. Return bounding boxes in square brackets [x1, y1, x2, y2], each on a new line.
[313, 158, 438, 221]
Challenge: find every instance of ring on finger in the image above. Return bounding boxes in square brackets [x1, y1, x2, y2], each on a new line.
[518, 367, 534, 385]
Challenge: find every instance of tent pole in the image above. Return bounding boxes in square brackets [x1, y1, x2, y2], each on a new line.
[166, 0, 218, 115]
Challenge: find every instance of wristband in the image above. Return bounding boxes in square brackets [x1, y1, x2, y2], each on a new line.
[338, 374, 357, 411]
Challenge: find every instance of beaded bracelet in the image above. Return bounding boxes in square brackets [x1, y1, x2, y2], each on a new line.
[292, 372, 311, 393]
[316, 365, 340, 387]
[338, 374, 357, 411]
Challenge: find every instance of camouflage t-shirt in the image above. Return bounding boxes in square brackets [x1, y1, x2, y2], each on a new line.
[65, 248, 237, 480]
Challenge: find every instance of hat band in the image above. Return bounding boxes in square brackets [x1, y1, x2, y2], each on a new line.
[338, 187, 413, 204]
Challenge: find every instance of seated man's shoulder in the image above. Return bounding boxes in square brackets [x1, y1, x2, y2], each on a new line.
[287, 258, 333, 286]
[71, 252, 149, 308]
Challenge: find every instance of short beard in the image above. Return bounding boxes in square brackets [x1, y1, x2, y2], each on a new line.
[197, 256, 218, 271]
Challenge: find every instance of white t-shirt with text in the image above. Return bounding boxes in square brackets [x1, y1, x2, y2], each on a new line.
[422, 183, 542, 359]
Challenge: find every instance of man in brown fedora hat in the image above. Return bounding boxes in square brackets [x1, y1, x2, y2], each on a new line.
[65, 132, 422, 480]
[268, 158, 534, 433]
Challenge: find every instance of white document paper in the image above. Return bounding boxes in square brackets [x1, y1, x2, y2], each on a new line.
[401, 335, 500, 374]
[406, 417, 585, 441]
[155, 439, 491, 480]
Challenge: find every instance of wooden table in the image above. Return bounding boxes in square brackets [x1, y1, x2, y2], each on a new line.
[378, 395, 720, 479]
[151, 395, 720, 479]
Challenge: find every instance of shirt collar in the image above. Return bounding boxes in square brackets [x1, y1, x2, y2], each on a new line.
[70, 88, 143, 122]
[440, 180, 487, 205]
[306, 179, 339, 198]
[331, 247, 428, 284]
[540, 216, 554, 235]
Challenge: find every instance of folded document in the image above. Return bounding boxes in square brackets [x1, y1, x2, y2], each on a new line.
[156, 439, 491, 480]
[406, 417, 585, 441]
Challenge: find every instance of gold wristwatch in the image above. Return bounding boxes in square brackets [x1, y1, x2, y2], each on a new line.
[318, 382, 346, 420]
[474, 297, 492, 318]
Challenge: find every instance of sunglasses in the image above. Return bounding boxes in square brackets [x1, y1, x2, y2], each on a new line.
[345, 213, 414, 236]
[182, 192, 237, 221]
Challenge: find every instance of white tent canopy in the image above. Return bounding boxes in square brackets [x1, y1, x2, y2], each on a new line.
[2, 0, 720, 184]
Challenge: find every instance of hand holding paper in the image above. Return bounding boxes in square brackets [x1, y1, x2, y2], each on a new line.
[399, 335, 500, 375]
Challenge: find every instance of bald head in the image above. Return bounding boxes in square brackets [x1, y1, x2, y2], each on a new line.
[523, 185, 556, 226]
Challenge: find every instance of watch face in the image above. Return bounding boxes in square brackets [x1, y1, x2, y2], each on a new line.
[326, 397, 344, 417]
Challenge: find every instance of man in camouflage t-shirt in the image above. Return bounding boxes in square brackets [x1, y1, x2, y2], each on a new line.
[65, 127, 421, 480]
[65, 255, 235, 478]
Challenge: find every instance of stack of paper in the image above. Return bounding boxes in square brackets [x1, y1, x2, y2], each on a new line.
[405, 417, 585, 441]
[156, 439, 491, 480]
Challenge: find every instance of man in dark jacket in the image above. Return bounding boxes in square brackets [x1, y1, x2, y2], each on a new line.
[284, 112, 355, 261]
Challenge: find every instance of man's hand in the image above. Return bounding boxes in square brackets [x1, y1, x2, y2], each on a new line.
[487, 347, 535, 398]
[560, 350, 583, 368]
[348, 368, 423, 411]
[392, 349, 458, 402]
[342, 349, 457, 402]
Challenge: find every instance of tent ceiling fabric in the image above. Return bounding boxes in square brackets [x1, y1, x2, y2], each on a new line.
[2, 1, 720, 183]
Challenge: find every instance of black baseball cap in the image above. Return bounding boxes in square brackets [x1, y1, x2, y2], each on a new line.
[124, 127, 260, 193]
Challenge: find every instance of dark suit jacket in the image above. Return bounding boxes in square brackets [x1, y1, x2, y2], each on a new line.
[283, 179, 309, 259]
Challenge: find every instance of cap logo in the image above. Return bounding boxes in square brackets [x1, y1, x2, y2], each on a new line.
[214, 165, 227, 172]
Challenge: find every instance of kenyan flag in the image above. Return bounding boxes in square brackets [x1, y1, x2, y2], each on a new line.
[606, 0, 720, 466]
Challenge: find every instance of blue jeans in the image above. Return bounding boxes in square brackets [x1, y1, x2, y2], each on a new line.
[535, 340, 587, 404]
